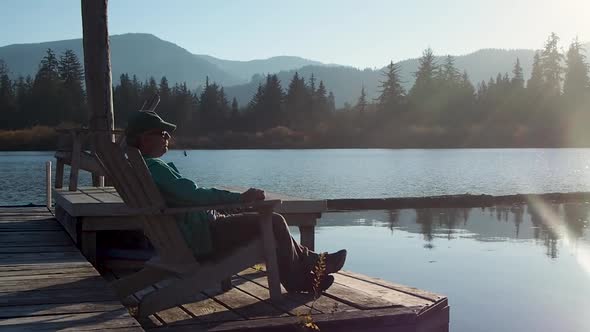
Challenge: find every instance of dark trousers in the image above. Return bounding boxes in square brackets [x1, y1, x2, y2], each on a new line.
[209, 212, 318, 291]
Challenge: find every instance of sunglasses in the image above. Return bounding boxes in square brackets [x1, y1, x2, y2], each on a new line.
[144, 130, 171, 139]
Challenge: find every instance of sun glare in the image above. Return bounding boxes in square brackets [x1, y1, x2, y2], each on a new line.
[527, 196, 590, 279]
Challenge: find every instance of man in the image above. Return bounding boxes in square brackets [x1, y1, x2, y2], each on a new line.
[125, 110, 347, 293]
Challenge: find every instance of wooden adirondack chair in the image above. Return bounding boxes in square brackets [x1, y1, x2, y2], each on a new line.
[92, 138, 282, 317]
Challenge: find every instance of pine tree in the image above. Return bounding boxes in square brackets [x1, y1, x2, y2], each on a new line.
[0, 60, 16, 129]
[285, 72, 310, 129]
[563, 38, 589, 101]
[31, 48, 62, 126]
[540, 32, 564, 96]
[231, 97, 239, 118]
[409, 48, 438, 100]
[58, 49, 86, 123]
[142, 77, 159, 102]
[441, 55, 461, 84]
[511, 58, 525, 89]
[356, 85, 367, 113]
[376, 61, 405, 113]
[249, 74, 284, 129]
[327, 91, 336, 112]
[527, 52, 543, 94]
[315, 80, 329, 116]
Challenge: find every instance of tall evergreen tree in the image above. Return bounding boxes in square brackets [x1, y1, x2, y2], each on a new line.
[31, 48, 62, 126]
[315, 80, 329, 116]
[356, 85, 368, 113]
[198, 77, 227, 131]
[231, 97, 239, 118]
[441, 55, 461, 84]
[249, 74, 284, 129]
[527, 52, 544, 94]
[114, 73, 133, 125]
[285, 72, 310, 129]
[563, 38, 589, 101]
[327, 91, 336, 113]
[409, 48, 438, 100]
[58, 49, 86, 123]
[511, 58, 525, 89]
[540, 32, 564, 96]
[0, 60, 16, 129]
[376, 61, 405, 113]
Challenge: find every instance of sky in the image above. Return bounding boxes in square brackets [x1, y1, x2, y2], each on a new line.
[1, 0, 589, 68]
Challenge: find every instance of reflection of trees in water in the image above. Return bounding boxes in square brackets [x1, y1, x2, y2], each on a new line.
[512, 205, 524, 238]
[387, 209, 399, 232]
[526, 202, 577, 259]
[415, 209, 435, 243]
[408, 203, 590, 259]
[562, 203, 589, 238]
[414, 208, 470, 242]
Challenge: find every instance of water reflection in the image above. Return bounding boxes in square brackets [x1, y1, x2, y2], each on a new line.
[320, 202, 590, 259]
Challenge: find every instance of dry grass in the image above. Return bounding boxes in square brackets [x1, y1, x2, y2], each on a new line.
[0, 126, 58, 150]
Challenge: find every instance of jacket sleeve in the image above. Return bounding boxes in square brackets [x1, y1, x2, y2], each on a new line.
[147, 159, 242, 205]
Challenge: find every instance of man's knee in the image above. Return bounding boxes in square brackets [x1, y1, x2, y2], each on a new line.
[271, 213, 289, 232]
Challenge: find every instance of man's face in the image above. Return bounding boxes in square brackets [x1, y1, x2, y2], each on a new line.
[137, 129, 171, 157]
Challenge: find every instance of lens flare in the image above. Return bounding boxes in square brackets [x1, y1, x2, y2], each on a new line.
[527, 196, 590, 278]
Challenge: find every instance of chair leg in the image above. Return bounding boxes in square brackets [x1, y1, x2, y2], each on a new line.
[258, 207, 281, 301]
[138, 274, 220, 317]
[110, 267, 169, 299]
[221, 277, 232, 291]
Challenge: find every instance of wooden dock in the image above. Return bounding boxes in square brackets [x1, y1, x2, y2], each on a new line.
[107, 266, 449, 332]
[0, 207, 142, 331]
[0, 206, 449, 332]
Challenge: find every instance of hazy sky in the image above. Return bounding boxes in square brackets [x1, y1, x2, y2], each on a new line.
[1, 0, 588, 68]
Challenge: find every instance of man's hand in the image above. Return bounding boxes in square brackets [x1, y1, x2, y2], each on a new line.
[240, 188, 265, 202]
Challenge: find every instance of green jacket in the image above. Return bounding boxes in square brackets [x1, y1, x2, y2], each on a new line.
[144, 157, 242, 256]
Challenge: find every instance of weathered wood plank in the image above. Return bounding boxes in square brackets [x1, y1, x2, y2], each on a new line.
[0, 207, 52, 214]
[233, 274, 321, 316]
[0, 262, 93, 273]
[238, 268, 356, 314]
[332, 273, 433, 307]
[0, 310, 141, 331]
[0, 252, 86, 264]
[0, 231, 73, 247]
[0, 301, 124, 318]
[103, 270, 162, 329]
[180, 293, 243, 324]
[0, 287, 118, 306]
[203, 286, 285, 319]
[339, 270, 444, 302]
[0, 246, 79, 254]
[0, 270, 98, 281]
[166, 306, 421, 332]
[0, 275, 107, 292]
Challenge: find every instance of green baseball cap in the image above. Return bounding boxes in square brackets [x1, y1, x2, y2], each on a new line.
[125, 111, 177, 138]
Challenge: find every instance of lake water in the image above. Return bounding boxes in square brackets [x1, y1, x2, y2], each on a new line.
[1, 149, 590, 331]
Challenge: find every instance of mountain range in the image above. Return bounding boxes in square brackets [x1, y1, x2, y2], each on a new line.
[1, 33, 587, 107]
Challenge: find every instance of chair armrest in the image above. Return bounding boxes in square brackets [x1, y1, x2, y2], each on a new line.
[160, 199, 281, 215]
[121, 199, 281, 217]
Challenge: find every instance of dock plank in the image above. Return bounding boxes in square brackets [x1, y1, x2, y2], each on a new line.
[0, 207, 143, 331]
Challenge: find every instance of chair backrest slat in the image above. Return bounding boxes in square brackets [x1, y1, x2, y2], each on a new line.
[94, 138, 194, 263]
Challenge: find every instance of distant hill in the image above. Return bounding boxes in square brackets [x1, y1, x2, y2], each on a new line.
[0, 33, 239, 87]
[226, 46, 589, 108]
[194, 54, 327, 83]
[1, 34, 587, 107]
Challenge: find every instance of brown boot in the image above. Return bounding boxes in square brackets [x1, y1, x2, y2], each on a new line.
[284, 273, 335, 294]
[325, 249, 347, 274]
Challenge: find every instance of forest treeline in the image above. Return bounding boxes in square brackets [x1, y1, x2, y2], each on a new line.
[0, 32, 589, 149]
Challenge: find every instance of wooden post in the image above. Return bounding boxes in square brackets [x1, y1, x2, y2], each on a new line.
[46, 161, 52, 208]
[81, 0, 114, 186]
